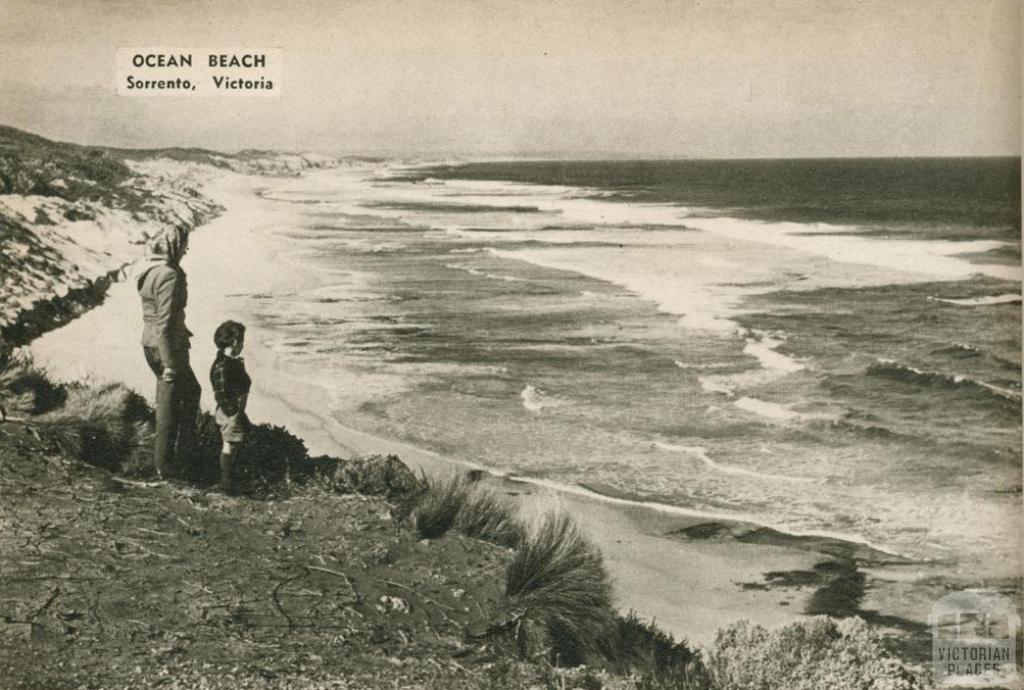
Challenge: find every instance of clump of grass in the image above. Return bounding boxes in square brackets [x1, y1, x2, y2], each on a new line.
[602, 611, 705, 686]
[0, 355, 67, 416]
[413, 473, 470, 539]
[504, 510, 615, 666]
[705, 617, 927, 690]
[37, 382, 152, 472]
[410, 471, 524, 544]
[453, 485, 524, 548]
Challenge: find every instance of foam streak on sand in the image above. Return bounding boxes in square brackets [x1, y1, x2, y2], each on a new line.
[502, 472, 899, 555]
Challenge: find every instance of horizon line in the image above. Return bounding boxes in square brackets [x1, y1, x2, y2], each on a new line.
[3, 123, 1020, 163]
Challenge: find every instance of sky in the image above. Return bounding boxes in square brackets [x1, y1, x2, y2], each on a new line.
[0, 0, 1020, 157]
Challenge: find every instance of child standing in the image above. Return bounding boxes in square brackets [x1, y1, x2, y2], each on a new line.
[210, 320, 252, 494]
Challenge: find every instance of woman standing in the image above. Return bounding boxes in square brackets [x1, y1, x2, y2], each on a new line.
[134, 225, 201, 478]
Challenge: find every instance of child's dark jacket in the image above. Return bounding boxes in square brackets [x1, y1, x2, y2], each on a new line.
[210, 355, 251, 416]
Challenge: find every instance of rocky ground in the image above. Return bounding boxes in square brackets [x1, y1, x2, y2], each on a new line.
[0, 418, 552, 690]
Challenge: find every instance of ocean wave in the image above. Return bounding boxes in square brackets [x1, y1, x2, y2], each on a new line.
[867, 359, 1022, 404]
[930, 342, 982, 358]
[812, 417, 906, 442]
[927, 293, 1021, 307]
[697, 331, 805, 396]
[653, 441, 820, 483]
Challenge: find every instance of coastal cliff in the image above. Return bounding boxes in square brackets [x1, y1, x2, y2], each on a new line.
[0, 125, 341, 350]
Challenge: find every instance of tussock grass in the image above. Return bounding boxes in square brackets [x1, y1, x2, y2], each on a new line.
[413, 473, 470, 539]
[410, 472, 524, 545]
[38, 382, 152, 472]
[453, 485, 524, 548]
[504, 510, 615, 665]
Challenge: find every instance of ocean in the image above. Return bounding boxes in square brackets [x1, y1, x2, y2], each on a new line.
[229, 158, 1022, 574]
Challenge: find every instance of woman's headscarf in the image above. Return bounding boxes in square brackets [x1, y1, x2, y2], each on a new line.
[146, 225, 189, 264]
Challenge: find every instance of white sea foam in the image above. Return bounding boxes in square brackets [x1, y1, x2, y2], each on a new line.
[520, 384, 564, 412]
[491, 245, 751, 335]
[928, 293, 1022, 307]
[697, 377, 736, 396]
[687, 216, 1021, 282]
[695, 332, 805, 396]
[673, 360, 733, 370]
[733, 397, 803, 420]
[742, 334, 804, 373]
[653, 442, 819, 483]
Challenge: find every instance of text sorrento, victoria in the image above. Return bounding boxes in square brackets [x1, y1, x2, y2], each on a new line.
[122, 52, 276, 93]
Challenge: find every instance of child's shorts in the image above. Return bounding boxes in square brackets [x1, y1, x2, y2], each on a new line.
[215, 407, 250, 444]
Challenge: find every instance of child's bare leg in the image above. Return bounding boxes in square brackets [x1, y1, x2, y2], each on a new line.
[219, 441, 240, 493]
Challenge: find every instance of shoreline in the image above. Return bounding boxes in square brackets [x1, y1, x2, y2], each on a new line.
[25, 165, 975, 653]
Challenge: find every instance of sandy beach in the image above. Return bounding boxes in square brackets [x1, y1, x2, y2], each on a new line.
[28, 167, 948, 650]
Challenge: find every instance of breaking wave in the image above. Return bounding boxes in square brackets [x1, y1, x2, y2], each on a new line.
[867, 359, 1022, 407]
[928, 293, 1021, 307]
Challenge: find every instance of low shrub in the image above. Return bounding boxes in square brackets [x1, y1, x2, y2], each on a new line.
[243, 423, 310, 485]
[704, 617, 927, 690]
[331, 453, 423, 501]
